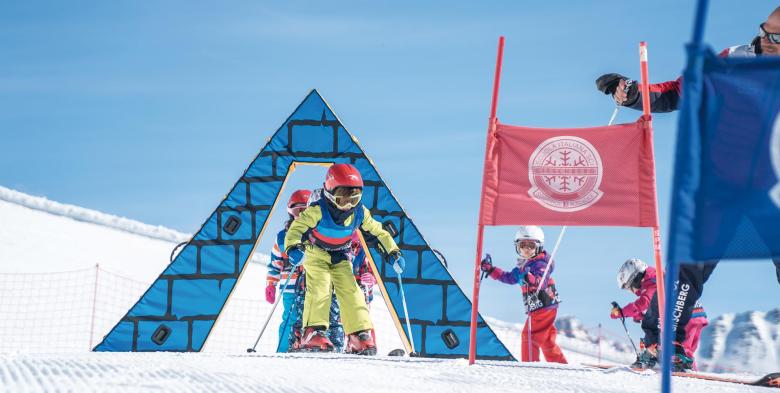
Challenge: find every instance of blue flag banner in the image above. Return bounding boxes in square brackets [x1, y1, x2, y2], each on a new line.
[668, 49, 780, 263]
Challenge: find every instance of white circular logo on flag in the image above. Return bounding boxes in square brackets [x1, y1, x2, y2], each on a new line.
[770, 111, 780, 208]
[528, 136, 604, 212]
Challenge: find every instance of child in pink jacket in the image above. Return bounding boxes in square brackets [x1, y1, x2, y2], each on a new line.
[613, 258, 708, 370]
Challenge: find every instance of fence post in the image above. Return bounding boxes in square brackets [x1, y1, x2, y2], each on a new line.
[597, 323, 602, 364]
[88, 263, 99, 350]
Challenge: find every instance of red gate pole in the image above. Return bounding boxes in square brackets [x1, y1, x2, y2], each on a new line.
[469, 36, 505, 365]
[639, 41, 666, 331]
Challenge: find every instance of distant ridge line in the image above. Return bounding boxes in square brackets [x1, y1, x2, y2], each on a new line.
[0, 185, 189, 243]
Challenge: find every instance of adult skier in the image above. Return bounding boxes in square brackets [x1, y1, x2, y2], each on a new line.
[265, 189, 311, 352]
[480, 226, 567, 363]
[594, 6, 780, 371]
[284, 163, 404, 355]
[613, 258, 708, 370]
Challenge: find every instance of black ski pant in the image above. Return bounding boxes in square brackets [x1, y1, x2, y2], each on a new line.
[642, 259, 780, 347]
[641, 262, 717, 347]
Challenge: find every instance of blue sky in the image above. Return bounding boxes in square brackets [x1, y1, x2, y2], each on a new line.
[2, 1, 779, 342]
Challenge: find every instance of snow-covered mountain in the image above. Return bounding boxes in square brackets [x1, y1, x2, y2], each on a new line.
[555, 315, 634, 355]
[697, 308, 780, 374]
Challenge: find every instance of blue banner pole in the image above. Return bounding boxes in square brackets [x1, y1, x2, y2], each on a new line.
[691, 0, 709, 46]
[662, 0, 709, 391]
[661, 259, 679, 393]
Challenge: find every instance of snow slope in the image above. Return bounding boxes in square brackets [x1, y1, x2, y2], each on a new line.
[0, 186, 267, 281]
[0, 186, 775, 392]
[0, 352, 771, 393]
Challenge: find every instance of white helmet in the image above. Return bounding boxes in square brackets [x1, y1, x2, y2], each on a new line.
[514, 226, 544, 256]
[617, 258, 648, 290]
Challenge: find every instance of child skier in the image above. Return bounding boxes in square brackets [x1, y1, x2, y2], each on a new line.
[480, 225, 567, 363]
[287, 231, 376, 352]
[284, 163, 404, 355]
[265, 189, 311, 352]
[613, 258, 708, 370]
[287, 267, 345, 352]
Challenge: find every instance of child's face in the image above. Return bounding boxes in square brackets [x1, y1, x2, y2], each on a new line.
[516, 240, 537, 259]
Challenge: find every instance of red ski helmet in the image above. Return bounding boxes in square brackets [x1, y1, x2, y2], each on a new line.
[324, 164, 363, 211]
[324, 164, 363, 191]
[287, 189, 312, 217]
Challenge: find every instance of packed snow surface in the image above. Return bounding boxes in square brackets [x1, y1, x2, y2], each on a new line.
[0, 352, 772, 393]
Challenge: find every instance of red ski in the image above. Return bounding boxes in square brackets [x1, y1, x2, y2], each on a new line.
[582, 363, 780, 388]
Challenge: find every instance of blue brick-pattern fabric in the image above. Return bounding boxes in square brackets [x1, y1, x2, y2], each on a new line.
[94, 90, 513, 360]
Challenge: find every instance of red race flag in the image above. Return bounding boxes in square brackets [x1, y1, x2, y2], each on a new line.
[480, 118, 658, 227]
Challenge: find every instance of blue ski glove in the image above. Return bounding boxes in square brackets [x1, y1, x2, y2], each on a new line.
[286, 245, 305, 266]
[389, 251, 405, 274]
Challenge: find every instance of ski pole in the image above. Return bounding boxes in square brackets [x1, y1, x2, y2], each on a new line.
[533, 226, 567, 297]
[608, 106, 620, 126]
[607, 79, 634, 126]
[611, 301, 640, 357]
[275, 286, 302, 353]
[397, 272, 417, 356]
[247, 267, 297, 353]
[527, 303, 533, 362]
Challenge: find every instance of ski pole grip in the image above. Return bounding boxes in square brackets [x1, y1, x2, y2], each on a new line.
[611, 301, 626, 320]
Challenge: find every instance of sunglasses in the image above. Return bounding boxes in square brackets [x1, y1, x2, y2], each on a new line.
[760, 23, 780, 44]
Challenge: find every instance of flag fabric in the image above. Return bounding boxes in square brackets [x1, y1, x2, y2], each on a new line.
[668, 49, 780, 263]
[480, 119, 659, 227]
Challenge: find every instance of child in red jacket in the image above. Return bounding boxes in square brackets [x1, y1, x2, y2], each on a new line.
[481, 226, 567, 363]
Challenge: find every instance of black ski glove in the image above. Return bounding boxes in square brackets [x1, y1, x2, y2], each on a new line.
[596, 73, 640, 106]
[596, 73, 629, 95]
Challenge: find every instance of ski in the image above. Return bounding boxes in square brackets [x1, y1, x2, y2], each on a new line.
[669, 371, 780, 388]
[582, 363, 780, 388]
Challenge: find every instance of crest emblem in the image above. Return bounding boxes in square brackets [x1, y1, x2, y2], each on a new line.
[770, 112, 780, 208]
[528, 136, 604, 212]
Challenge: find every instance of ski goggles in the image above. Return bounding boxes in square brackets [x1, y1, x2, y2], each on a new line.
[514, 240, 539, 254]
[759, 23, 780, 44]
[288, 203, 307, 218]
[326, 187, 362, 210]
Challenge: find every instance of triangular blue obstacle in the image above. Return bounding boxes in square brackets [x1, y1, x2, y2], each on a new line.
[94, 90, 514, 360]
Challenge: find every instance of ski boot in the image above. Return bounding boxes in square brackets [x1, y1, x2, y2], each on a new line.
[631, 343, 659, 370]
[345, 329, 377, 356]
[672, 342, 694, 372]
[300, 327, 335, 352]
